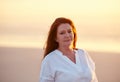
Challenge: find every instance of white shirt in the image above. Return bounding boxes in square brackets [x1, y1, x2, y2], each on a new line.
[39, 49, 98, 82]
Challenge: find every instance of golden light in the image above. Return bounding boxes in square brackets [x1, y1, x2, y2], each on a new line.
[0, 0, 120, 53]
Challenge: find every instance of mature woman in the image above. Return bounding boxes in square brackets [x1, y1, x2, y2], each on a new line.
[39, 17, 98, 82]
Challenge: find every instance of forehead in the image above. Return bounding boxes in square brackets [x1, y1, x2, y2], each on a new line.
[57, 23, 72, 31]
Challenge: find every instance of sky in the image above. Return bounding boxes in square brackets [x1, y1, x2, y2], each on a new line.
[0, 0, 120, 53]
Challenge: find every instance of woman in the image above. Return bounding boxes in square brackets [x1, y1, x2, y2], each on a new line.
[39, 17, 98, 82]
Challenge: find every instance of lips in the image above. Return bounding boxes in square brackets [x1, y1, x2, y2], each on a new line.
[64, 39, 71, 42]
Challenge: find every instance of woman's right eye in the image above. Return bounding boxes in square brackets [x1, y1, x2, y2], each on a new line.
[60, 31, 65, 35]
[60, 32, 64, 34]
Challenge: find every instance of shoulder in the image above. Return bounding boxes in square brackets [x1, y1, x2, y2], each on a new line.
[76, 48, 92, 59]
[76, 48, 93, 62]
[76, 48, 95, 70]
[75, 48, 87, 55]
[76, 49, 92, 60]
[42, 50, 57, 64]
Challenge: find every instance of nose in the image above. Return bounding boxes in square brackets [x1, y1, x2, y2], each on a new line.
[65, 32, 70, 37]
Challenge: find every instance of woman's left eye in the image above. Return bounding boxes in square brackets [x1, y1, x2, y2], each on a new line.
[68, 30, 72, 33]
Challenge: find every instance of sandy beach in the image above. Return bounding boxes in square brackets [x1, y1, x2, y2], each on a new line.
[0, 46, 120, 82]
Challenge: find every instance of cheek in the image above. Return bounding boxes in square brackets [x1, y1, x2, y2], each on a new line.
[56, 35, 61, 42]
[56, 35, 65, 43]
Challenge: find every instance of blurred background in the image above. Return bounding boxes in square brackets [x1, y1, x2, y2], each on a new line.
[0, 0, 120, 82]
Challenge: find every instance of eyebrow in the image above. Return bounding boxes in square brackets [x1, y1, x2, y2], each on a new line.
[59, 28, 71, 31]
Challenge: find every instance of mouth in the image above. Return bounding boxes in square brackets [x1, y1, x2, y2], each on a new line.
[64, 39, 71, 42]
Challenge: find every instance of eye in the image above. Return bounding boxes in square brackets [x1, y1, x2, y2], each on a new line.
[60, 32, 64, 34]
[68, 30, 72, 33]
[60, 31, 65, 35]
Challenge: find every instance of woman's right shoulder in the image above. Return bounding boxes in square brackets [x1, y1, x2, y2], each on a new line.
[42, 50, 57, 63]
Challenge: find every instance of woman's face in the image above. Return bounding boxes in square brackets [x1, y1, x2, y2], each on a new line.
[56, 23, 74, 48]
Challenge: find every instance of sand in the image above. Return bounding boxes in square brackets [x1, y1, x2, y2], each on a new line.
[0, 47, 120, 82]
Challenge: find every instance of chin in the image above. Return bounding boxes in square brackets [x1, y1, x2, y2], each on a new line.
[64, 43, 72, 47]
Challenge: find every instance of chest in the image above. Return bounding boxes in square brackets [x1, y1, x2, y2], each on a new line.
[53, 55, 94, 82]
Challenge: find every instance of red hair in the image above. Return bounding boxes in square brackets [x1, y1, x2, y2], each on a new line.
[43, 17, 77, 58]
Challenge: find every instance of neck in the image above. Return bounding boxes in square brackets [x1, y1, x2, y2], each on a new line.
[57, 45, 76, 64]
[58, 46, 74, 55]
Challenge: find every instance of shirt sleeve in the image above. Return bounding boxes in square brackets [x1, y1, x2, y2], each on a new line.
[93, 72, 98, 82]
[83, 50, 95, 71]
[39, 58, 55, 82]
[83, 50, 98, 82]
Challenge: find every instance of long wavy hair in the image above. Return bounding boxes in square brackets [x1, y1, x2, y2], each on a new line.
[43, 17, 77, 58]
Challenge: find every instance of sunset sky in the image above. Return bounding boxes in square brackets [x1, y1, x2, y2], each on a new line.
[0, 0, 120, 53]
